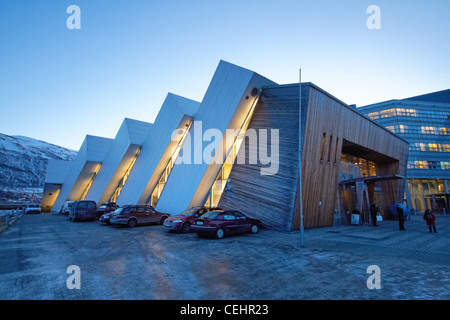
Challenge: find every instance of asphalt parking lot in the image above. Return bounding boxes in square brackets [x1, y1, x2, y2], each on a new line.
[0, 213, 449, 300]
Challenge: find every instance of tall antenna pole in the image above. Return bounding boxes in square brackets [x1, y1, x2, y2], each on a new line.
[299, 69, 304, 247]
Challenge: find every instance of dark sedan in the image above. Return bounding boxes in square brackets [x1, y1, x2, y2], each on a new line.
[191, 210, 261, 239]
[163, 206, 222, 233]
[109, 205, 170, 228]
[96, 202, 119, 217]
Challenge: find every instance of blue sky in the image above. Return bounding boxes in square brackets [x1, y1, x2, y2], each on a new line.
[0, 0, 449, 150]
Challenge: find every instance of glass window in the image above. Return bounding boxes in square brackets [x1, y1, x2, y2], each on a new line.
[233, 211, 247, 219]
[77, 201, 87, 209]
[223, 215, 236, 220]
[201, 211, 221, 220]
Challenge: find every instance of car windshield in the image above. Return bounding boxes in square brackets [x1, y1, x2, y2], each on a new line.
[200, 211, 221, 220]
[179, 209, 197, 217]
[99, 205, 107, 209]
[114, 208, 124, 214]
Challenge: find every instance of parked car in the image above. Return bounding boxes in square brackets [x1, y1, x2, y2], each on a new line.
[59, 201, 75, 215]
[99, 209, 119, 225]
[67, 200, 97, 222]
[25, 204, 41, 214]
[109, 205, 170, 228]
[163, 206, 222, 233]
[191, 210, 261, 239]
[96, 202, 119, 217]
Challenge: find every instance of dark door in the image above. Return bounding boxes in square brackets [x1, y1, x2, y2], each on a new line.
[87, 202, 96, 218]
[147, 206, 158, 223]
[222, 213, 239, 235]
[135, 207, 147, 224]
[76, 201, 88, 219]
[232, 211, 251, 233]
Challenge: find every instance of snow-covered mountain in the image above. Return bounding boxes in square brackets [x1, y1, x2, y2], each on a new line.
[0, 134, 77, 203]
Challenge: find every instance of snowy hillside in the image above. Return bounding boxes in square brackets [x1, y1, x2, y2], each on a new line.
[0, 133, 77, 203]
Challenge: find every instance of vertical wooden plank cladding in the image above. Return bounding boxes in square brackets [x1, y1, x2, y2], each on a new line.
[296, 85, 409, 229]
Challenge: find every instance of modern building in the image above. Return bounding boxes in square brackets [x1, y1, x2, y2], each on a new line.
[50, 135, 113, 213]
[44, 60, 409, 230]
[83, 118, 153, 206]
[41, 159, 73, 212]
[358, 89, 450, 213]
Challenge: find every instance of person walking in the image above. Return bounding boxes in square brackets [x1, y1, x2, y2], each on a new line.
[397, 204, 406, 231]
[423, 209, 437, 233]
[369, 203, 379, 227]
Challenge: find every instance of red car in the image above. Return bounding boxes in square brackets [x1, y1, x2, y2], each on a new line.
[191, 210, 261, 239]
[163, 206, 221, 233]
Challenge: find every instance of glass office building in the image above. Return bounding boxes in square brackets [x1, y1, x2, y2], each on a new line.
[358, 89, 450, 213]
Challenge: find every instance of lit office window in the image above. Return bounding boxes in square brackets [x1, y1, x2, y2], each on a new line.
[428, 143, 439, 152]
[421, 126, 436, 134]
[441, 162, 450, 170]
[414, 161, 429, 169]
[368, 111, 380, 120]
[438, 127, 449, 135]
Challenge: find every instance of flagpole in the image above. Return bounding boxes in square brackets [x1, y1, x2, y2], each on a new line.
[299, 69, 304, 247]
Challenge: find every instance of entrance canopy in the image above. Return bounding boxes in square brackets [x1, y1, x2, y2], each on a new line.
[339, 174, 405, 186]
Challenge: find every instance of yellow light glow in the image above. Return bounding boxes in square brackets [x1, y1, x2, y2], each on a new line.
[80, 163, 102, 201]
[204, 92, 261, 208]
[110, 148, 141, 203]
[149, 120, 193, 207]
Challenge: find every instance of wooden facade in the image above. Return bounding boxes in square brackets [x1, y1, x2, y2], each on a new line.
[219, 83, 409, 230]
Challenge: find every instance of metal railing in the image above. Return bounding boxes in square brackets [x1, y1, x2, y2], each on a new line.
[0, 208, 25, 231]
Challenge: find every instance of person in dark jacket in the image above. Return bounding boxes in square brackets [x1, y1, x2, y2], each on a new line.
[423, 209, 437, 233]
[396, 205, 405, 231]
[369, 203, 379, 227]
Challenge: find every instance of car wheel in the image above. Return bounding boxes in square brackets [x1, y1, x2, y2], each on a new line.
[67, 216, 72, 221]
[127, 218, 137, 228]
[160, 216, 167, 225]
[181, 222, 191, 233]
[216, 228, 225, 239]
[250, 224, 259, 234]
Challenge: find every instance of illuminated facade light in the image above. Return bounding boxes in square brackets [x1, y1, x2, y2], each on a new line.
[204, 92, 260, 208]
[110, 147, 141, 203]
[148, 121, 193, 207]
[80, 163, 102, 201]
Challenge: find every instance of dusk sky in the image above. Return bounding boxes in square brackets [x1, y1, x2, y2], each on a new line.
[0, 0, 449, 150]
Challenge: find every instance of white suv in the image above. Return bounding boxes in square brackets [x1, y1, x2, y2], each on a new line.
[25, 204, 41, 214]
